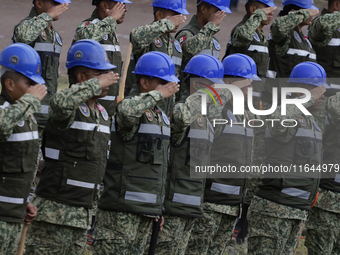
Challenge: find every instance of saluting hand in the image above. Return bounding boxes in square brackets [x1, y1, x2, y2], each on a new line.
[308, 8, 319, 18]
[46, 3, 69, 21]
[97, 72, 120, 90]
[208, 11, 226, 26]
[105, 2, 126, 21]
[26, 84, 47, 101]
[263, 7, 277, 15]
[310, 86, 326, 100]
[156, 82, 180, 99]
[231, 79, 253, 89]
[166, 15, 187, 28]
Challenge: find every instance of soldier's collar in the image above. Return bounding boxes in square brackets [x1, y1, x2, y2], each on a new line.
[0, 90, 15, 104]
[91, 9, 102, 20]
[321, 8, 331, 15]
[190, 15, 201, 29]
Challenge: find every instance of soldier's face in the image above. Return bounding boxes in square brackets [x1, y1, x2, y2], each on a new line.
[82, 69, 111, 98]
[300, 14, 313, 26]
[259, 3, 274, 26]
[10, 74, 36, 101]
[206, 5, 220, 22]
[112, 2, 128, 24]
[161, 10, 181, 33]
[39, 0, 60, 18]
[146, 77, 168, 92]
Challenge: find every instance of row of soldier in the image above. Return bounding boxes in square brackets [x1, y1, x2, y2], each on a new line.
[1, 0, 340, 254]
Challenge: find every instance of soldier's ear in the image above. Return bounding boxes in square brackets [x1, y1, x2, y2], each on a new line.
[76, 72, 87, 83]
[99, 1, 108, 12]
[336, 1, 340, 11]
[155, 10, 165, 20]
[35, 0, 43, 10]
[249, 5, 257, 14]
[139, 77, 149, 91]
[3, 78, 15, 93]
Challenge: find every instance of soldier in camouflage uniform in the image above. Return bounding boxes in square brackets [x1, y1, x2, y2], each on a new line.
[124, 0, 188, 116]
[74, 0, 131, 116]
[0, 43, 46, 255]
[247, 62, 327, 255]
[25, 40, 119, 255]
[92, 52, 179, 255]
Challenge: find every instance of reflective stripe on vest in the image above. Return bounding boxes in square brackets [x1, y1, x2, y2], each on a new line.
[330, 84, 340, 90]
[246, 128, 253, 137]
[0, 101, 10, 109]
[7, 131, 39, 142]
[70, 121, 110, 134]
[286, 48, 316, 60]
[139, 124, 170, 137]
[199, 49, 220, 59]
[335, 174, 340, 183]
[327, 38, 340, 46]
[100, 96, 117, 101]
[34, 43, 62, 54]
[172, 56, 182, 66]
[187, 129, 214, 143]
[45, 147, 60, 160]
[211, 182, 241, 195]
[281, 187, 310, 200]
[266, 128, 321, 140]
[223, 125, 245, 135]
[67, 179, 95, 189]
[0, 195, 24, 204]
[172, 193, 201, 206]
[125, 191, 157, 204]
[252, 91, 262, 97]
[266, 70, 277, 79]
[101, 44, 121, 52]
[248, 45, 269, 53]
[39, 105, 49, 114]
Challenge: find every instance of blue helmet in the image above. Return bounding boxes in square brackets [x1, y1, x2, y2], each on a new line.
[66, 39, 116, 70]
[151, 0, 189, 15]
[222, 54, 261, 81]
[33, 0, 71, 3]
[288, 62, 330, 88]
[183, 54, 225, 84]
[0, 43, 45, 84]
[252, 0, 276, 7]
[199, 0, 232, 13]
[133, 52, 180, 82]
[282, 0, 318, 9]
[92, 0, 132, 5]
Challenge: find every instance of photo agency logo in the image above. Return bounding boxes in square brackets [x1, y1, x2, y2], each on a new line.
[200, 84, 313, 128]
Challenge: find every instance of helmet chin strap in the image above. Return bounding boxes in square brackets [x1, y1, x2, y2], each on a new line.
[0, 67, 14, 78]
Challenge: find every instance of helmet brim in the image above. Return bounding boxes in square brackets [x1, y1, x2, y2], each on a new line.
[55, 0, 71, 3]
[30, 74, 46, 85]
[213, 5, 232, 13]
[208, 78, 225, 85]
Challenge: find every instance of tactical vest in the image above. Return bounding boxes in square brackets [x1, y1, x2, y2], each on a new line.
[99, 107, 170, 216]
[36, 103, 110, 209]
[0, 96, 39, 223]
[125, 33, 183, 115]
[13, 7, 61, 125]
[204, 105, 248, 206]
[164, 114, 214, 218]
[176, 15, 221, 69]
[257, 116, 322, 210]
[75, 9, 122, 116]
[321, 114, 340, 193]
[310, 9, 340, 95]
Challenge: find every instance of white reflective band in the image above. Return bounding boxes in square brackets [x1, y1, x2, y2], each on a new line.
[101, 44, 121, 52]
[211, 182, 240, 195]
[199, 49, 221, 58]
[45, 148, 60, 160]
[252, 91, 262, 97]
[188, 129, 211, 141]
[67, 179, 95, 189]
[315, 131, 322, 140]
[90, 18, 100, 24]
[328, 38, 340, 46]
[330, 84, 340, 89]
[266, 70, 277, 79]
[0, 195, 24, 204]
[286, 49, 316, 60]
[7, 131, 39, 142]
[0, 101, 10, 109]
[281, 187, 310, 200]
[70, 121, 110, 134]
[223, 125, 246, 135]
[295, 128, 320, 140]
[100, 96, 116, 101]
[125, 191, 157, 204]
[39, 105, 49, 114]
[138, 124, 170, 137]
[172, 56, 182, 66]
[246, 128, 253, 137]
[163, 126, 170, 137]
[335, 174, 340, 183]
[172, 193, 201, 206]
[248, 45, 269, 53]
[34, 43, 62, 54]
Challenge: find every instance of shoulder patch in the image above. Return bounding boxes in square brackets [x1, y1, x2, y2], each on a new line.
[254, 33, 261, 42]
[213, 38, 220, 50]
[294, 31, 302, 43]
[145, 110, 153, 122]
[162, 112, 170, 126]
[97, 104, 108, 121]
[179, 35, 186, 45]
[55, 32, 62, 46]
[267, 32, 272, 41]
[79, 103, 90, 117]
[298, 116, 306, 127]
[41, 31, 47, 41]
[174, 40, 182, 53]
[103, 34, 108, 41]
[17, 121, 25, 127]
[154, 38, 163, 48]
[78, 22, 89, 29]
[196, 114, 204, 127]
[227, 109, 237, 122]
[30, 115, 37, 124]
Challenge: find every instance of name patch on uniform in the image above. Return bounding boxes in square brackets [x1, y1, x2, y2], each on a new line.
[162, 112, 170, 126]
[154, 38, 163, 48]
[55, 32, 62, 46]
[227, 109, 237, 122]
[17, 121, 25, 127]
[97, 104, 108, 121]
[30, 115, 37, 124]
[103, 34, 108, 41]
[79, 103, 90, 117]
[41, 31, 47, 41]
[314, 121, 321, 132]
[254, 33, 261, 42]
[213, 39, 220, 50]
[145, 110, 153, 122]
[196, 114, 204, 127]
[298, 116, 306, 127]
[174, 41, 182, 53]
[179, 36, 186, 45]
[294, 31, 302, 43]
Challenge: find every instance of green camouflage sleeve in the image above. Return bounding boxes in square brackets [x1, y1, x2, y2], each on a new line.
[327, 92, 340, 127]
[231, 9, 267, 48]
[49, 78, 102, 126]
[74, 17, 118, 42]
[308, 11, 340, 47]
[176, 22, 220, 57]
[0, 94, 41, 142]
[271, 9, 310, 43]
[116, 90, 164, 134]
[131, 19, 175, 56]
[13, 13, 52, 44]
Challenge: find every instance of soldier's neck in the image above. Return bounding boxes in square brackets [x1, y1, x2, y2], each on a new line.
[162, 33, 169, 38]
[196, 15, 206, 29]
[297, 24, 303, 33]
[87, 99, 96, 109]
[257, 25, 264, 33]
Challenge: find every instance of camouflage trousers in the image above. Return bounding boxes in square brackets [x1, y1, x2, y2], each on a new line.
[247, 212, 304, 255]
[306, 206, 340, 255]
[92, 210, 153, 255]
[0, 221, 22, 255]
[185, 210, 237, 255]
[25, 221, 87, 255]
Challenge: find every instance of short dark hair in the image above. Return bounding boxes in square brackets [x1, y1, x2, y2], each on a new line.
[329, 0, 340, 8]
[67, 66, 89, 86]
[1, 71, 22, 92]
[245, 0, 262, 14]
[197, 1, 214, 13]
[279, 4, 302, 16]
